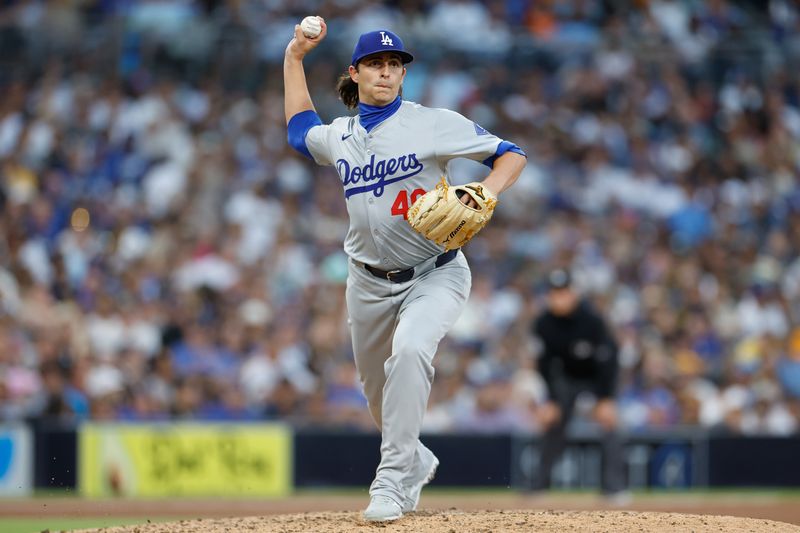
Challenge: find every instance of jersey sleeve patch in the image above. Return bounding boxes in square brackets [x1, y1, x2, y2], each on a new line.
[474, 123, 489, 136]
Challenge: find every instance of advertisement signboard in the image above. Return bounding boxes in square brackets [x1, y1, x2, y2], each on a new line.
[0, 425, 32, 497]
[79, 423, 292, 497]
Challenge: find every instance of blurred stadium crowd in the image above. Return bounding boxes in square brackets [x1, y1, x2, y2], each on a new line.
[1, 0, 800, 436]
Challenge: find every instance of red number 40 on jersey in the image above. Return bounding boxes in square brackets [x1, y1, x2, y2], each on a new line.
[391, 189, 426, 219]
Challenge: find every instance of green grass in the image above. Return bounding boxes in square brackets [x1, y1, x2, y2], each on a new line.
[0, 517, 173, 533]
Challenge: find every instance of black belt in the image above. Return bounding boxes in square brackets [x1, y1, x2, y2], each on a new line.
[363, 249, 458, 283]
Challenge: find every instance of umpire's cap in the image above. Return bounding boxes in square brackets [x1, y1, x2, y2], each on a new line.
[351, 30, 414, 66]
[546, 268, 572, 290]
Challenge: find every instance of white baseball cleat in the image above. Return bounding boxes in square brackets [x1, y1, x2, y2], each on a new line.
[402, 452, 439, 513]
[363, 495, 403, 522]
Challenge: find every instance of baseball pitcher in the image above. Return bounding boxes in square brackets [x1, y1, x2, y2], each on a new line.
[284, 18, 527, 522]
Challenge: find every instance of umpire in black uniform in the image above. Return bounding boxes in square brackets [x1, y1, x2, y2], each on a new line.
[531, 268, 627, 496]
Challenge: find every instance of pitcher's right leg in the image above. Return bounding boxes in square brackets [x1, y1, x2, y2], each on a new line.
[370, 259, 470, 510]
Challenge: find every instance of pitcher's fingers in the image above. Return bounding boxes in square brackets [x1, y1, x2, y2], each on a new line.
[459, 192, 478, 208]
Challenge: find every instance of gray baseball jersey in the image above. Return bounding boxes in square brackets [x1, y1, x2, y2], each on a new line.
[304, 101, 505, 268]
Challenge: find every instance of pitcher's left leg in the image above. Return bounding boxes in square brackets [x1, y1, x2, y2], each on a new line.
[370, 259, 471, 502]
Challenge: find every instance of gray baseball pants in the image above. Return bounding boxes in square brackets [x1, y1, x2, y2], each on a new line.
[346, 251, 471, 505]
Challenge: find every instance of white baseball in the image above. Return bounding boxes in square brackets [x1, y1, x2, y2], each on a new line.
[300, 16, 322, 38]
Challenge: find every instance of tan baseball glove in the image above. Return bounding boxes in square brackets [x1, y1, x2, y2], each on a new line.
[407, 177, 498, 250]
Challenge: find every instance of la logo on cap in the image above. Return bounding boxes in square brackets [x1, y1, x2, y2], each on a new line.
[380, 31, 393, 45]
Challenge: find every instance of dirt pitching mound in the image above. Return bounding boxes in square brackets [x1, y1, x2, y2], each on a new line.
[81, 509, 800, 532]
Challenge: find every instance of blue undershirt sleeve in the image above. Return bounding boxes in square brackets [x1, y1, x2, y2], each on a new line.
[481, 141, 527, 169]
[287, 110, 323, 160]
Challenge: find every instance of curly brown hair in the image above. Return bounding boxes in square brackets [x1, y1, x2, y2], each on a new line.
[336, 73, 360, 110]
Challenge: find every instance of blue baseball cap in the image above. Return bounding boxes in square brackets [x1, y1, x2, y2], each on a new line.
[351, 30, 414, 66]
